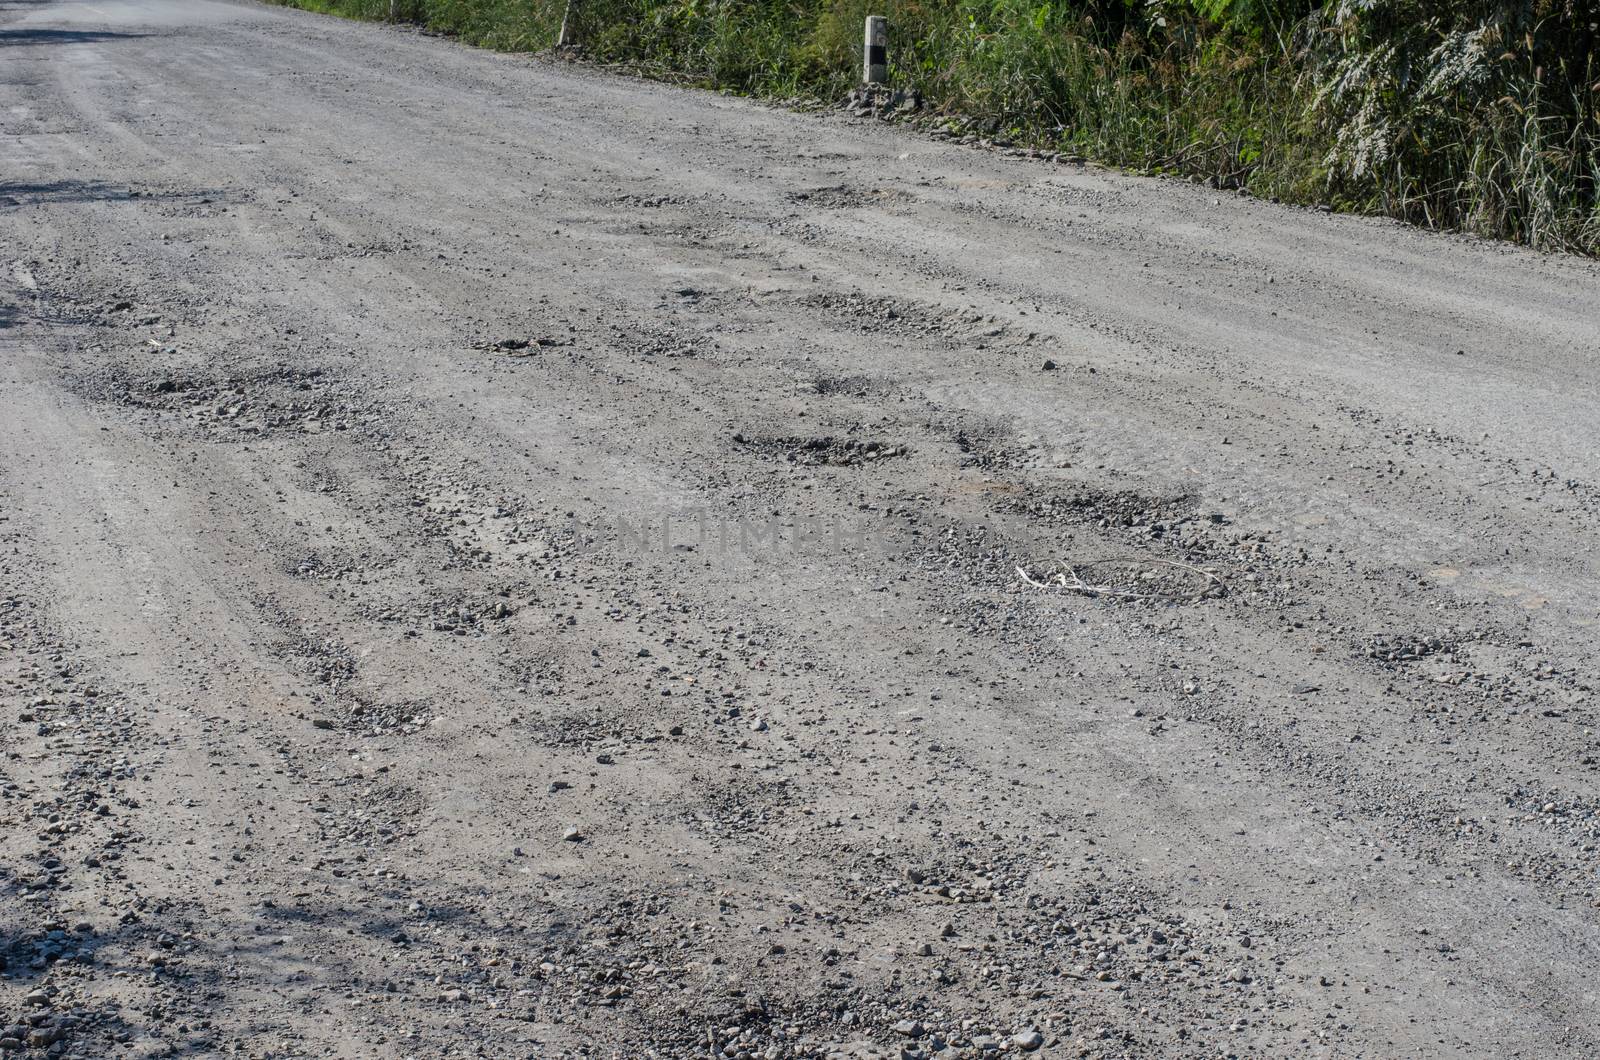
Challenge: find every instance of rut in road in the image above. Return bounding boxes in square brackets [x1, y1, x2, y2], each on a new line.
[1, 1, 1598, 1057]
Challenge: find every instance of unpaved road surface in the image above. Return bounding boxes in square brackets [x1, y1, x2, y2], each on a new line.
[3, 2, 1599, 1057]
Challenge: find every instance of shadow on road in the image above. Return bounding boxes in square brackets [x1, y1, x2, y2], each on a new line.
[0, 181, 138, 209]
[0, 28, 150, 47]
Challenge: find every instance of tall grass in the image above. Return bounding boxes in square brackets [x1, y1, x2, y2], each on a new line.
[272, 0, 1600, 254]
[1311, 0, 1600, 253]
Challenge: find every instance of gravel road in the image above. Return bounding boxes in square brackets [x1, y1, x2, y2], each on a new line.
[3, 1, 1599, 1056]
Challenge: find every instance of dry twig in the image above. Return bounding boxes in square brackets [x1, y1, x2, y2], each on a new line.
[1015, 556, 1224, 602]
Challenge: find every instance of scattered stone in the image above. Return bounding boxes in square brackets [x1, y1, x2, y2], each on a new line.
[1013, 1028, 1045, 1051]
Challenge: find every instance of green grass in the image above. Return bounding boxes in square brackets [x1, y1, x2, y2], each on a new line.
[269, 0, 1600, 255]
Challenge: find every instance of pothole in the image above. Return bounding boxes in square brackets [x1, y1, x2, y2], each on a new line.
[731, 431, 910, 467]
[787, 184, 914, 209]
[69, 362, 374, 440]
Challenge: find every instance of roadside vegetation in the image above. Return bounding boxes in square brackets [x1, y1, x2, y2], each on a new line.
[278, 0, 1600, 254]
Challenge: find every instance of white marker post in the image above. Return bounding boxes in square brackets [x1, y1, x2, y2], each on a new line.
[863, 16, 887, 85]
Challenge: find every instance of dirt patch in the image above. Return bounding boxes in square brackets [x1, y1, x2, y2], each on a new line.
[799, 289, 1016, 344]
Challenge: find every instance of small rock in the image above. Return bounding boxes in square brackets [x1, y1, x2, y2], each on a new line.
[561, 825, 584, 842]
[1013, 1029, 1045, 1051]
